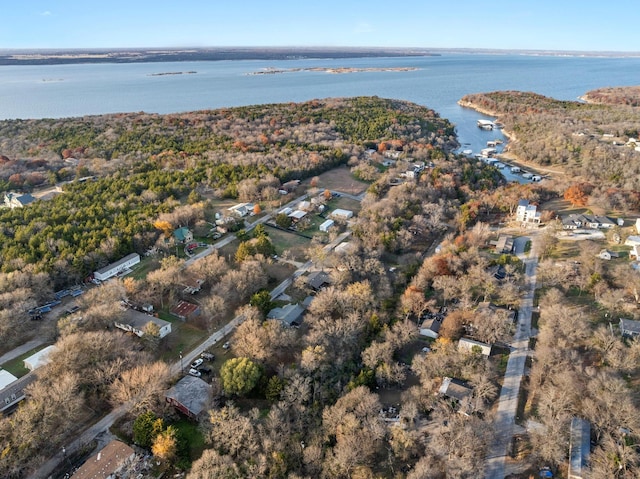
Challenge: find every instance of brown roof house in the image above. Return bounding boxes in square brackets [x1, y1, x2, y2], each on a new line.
[72, 439, 135, 479]
[165, 375, 212, 420]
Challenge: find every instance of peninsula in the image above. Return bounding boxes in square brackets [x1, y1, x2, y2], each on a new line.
[248, 66, 419, 75]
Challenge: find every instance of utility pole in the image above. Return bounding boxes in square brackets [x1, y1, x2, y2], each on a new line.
[179, 350, 183, 373]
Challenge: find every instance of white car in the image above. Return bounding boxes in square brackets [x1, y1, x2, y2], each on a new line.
[188, 368, 201, 377]
[222, 342, 230, 349]
[191, 358, 204, 369]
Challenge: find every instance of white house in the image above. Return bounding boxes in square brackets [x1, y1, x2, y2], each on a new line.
[3, 192, 36, 209]
[515, 199, 541, 225]
[319, 219, 334, 232]
[115, 309, 172, 338]
[24, 345, 57, 371]
[0, 370, 18, 390]
[227, 203, 254, 217]
[331, 209, 354, 221]
[297, 200, 312, 211]
[94, 253, 140, 281]
[625, 235, 640, 248]
[458, 337, 492, 356]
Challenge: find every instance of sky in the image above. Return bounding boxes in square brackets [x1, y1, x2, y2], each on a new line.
[1, 0, 638, 52]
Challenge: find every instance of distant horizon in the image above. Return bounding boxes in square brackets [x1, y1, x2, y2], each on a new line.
[2, 2, 639, 52]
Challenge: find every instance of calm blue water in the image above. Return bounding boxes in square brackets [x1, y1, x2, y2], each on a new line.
[1, 54, 640, 181]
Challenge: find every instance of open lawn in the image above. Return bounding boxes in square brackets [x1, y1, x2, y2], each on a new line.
[328, 196, 362, 213]
[265, 225, 311, 261]
[304, 165, 370, 195]
[159, 315, 208, 362]
[1, 344, 51, 377]
[129, 256, 160, 280]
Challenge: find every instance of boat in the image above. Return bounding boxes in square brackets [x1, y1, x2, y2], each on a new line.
[494, 162, 505, 169]
[522, 173, 533, 179]
[477, 119, 494, 130]
[461, 149, 473, 155]
[480, 147, 497, 157]
[510, 166, 521, 173]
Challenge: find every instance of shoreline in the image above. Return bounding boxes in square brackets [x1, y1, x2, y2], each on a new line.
[458, 99, 567, 178]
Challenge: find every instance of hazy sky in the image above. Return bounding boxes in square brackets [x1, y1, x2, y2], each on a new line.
[1, 1, 637, 52]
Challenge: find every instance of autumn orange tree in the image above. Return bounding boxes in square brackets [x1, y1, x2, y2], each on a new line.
[564, 184, 588, 206]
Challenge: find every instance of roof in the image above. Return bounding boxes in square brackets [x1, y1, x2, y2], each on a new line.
[24, 345, 57, 371]
[421, 317, 442, 334]
[619, 318, 640, 335]
[72, 439, 135, 479]
[331, 208, 353, 218]
[173, 227, 191, 241]
[494, 235, 514, 253]
[0, 369, 18, 390]
[439, 377, 473, 402]
[334, 241, 355, 255]
[171, 300, 200, 318]
[0, 372, 37, 412]
[288, 210, 307, 220]
[165, 375, 212, 417]
[319, 219, 334, 229]
[15, 193, 36, 205]
[568, 418, 590, 479]
[458, 337, 492, 356]
[517, 199, 529, 207]
[267, 303, 305, 326]
[121, 309, 170, 331]
[94, 253, 140, 275]
[307, 271, 332, 290]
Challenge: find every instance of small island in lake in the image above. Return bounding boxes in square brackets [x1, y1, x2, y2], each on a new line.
[248, 66, 419, 75]
[148, 71, 197, 76]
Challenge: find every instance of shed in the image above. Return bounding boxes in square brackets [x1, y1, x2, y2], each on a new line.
[568, 418, 590, 479]
[72, 439, 135, 479]
[598, 249, 619, 260]
[458, 337, 492, 356]
[288, 210, 307, 222]
[419, 317, 442, 339]
[278, 207, 293, 215]
[297, 200, 312, 211]
[319, 219, 335, 232]
[170, 300, 201, 321]
[165, 375, 212, 420]
[24, 345, 57, 371]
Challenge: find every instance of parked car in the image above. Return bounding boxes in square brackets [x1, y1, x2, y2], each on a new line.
[200, 352, 215, 361]
[200, 367, 212, 374]
[222, 342, 230, 349]
[191, 358, 204, 369]
[188, 368, 201, 377]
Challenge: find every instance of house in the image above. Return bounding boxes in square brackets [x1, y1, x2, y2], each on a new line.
[331, 208, 354, 221]
[307, 271, 332, 291]
[173, 227, 193, 244]
[0, 370, 18, 391]
[227, 203, 254, 217]
[72, 439, 136, 479]
[170, 300, 201, 321]
[24, 345, 57, 371]
[297, 200, 312, 211]
[288, 210, 307, 222]
[597, 249, 619, 260]
[624, 235, 640, 247]
[515, 199, 541, 225]
[476, 301, 517, 322]
[267, 303, 305, 327]
[319, 219, 335, 232]
[568, 418, 591, 479]
[562, 213, 617, 230]
[93, 253, 141, 282]
[491, 235, 514, 254]
[3, 192, 36, 209]
[619, 318, 640, 339]
[282, 179, 300, 192]
[165, 375, 212, 420]
[278, 207, 293, 216]
[334, 241, 356, 255]
[115, 309, 172, 338]
[419, 317, 443, 339]
[182, 276, 204, 294]
[0, 373, 36, 414]
[439, 377, 473, 402]
[458, 337, 492, 356]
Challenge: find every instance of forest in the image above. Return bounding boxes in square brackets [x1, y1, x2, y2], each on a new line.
[459, 89, 640, 191]
[1, 92, 639, 479]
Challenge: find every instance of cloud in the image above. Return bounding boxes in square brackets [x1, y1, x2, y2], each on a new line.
[354, 21, 374, 34]
[39, 11, 52, 16]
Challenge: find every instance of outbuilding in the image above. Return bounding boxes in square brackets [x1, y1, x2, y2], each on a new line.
[330, 208, 354, 221]
[319, 219, 334, 232]
[24, 345, 57, 371]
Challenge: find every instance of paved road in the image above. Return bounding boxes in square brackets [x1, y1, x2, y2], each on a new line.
[0, 338, 47, 365]
[32, 204, 353, 479]
[484, 233, 539, 479]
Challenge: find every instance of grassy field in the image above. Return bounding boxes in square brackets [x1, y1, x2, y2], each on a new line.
[1, 344, 51, 377]
[265, 225, 311, 261]
[304, 165, 370, 195]
[129, 256, 160, 280]
[159, 315, 208, 362]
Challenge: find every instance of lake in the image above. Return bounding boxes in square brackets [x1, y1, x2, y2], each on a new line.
[2, 54, 640, 182]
